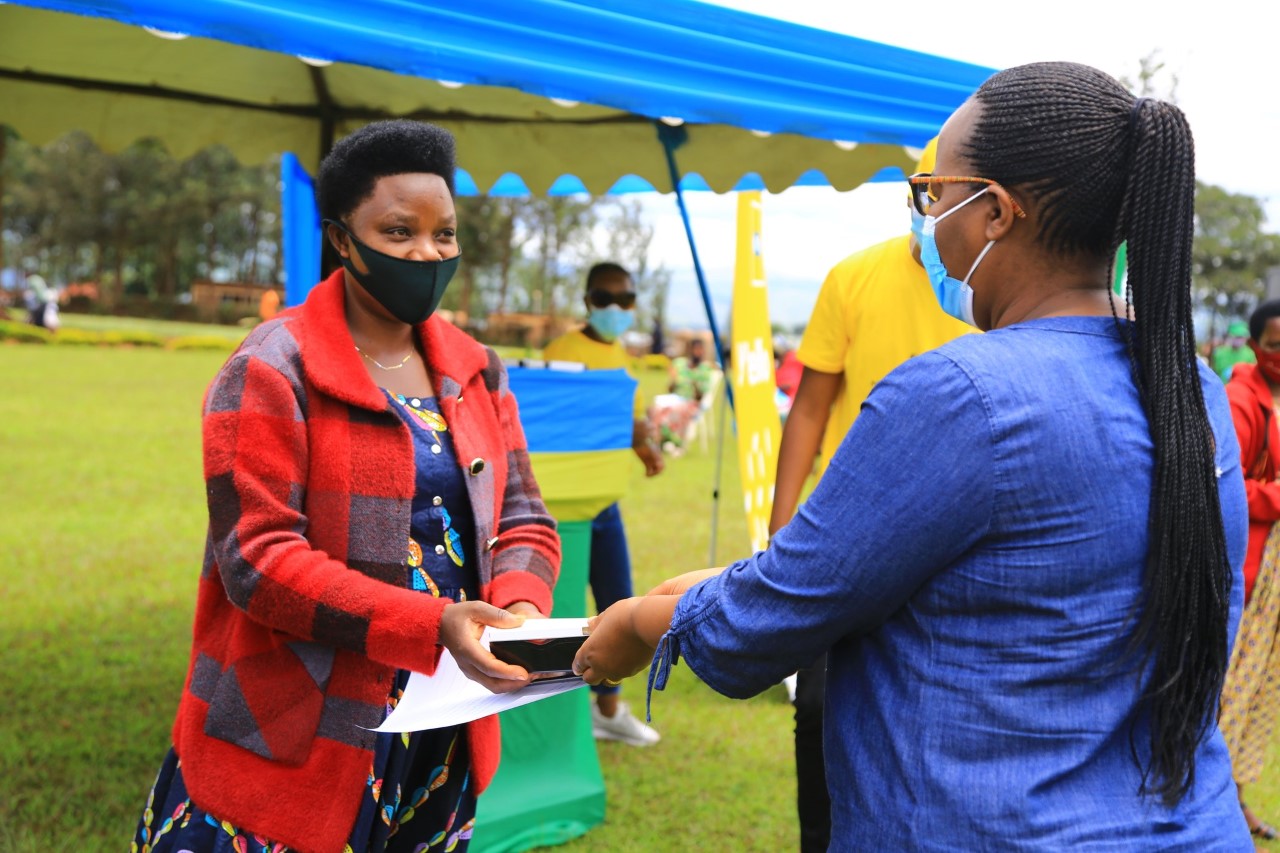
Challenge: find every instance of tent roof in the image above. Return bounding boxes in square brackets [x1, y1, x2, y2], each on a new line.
[0, 0, 995, 193]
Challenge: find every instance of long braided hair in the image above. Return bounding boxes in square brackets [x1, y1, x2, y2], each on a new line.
[966, 62, 1231, 805]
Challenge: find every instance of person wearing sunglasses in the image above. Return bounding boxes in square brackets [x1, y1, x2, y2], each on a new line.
[542, 262, 664, 747]
[767, 138, 974, 852]
[574, 62, 1252, 849]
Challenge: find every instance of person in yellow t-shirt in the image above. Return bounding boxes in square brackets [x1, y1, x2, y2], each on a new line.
[542, 262, 664, 748]
[767, 140, 975, 853]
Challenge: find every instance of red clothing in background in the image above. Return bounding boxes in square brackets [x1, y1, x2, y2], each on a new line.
[1227, 361, 1280, 601]
[776, 350, 804, 402]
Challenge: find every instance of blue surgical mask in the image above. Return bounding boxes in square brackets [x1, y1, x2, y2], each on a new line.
[919, 187, 996, 327]
[910, 204, 926, 246]
[588, 306, 635, 342]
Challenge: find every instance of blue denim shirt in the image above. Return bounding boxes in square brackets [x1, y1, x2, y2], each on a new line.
[659, 317, 1251, 851]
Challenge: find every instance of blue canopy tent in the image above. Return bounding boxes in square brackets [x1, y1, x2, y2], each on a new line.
[1, 0, 991, 182]
[1, 3, 994, 848]
[1, 0, 994, 358]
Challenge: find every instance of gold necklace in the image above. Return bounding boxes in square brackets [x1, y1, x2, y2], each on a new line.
[354, 345, 413, 371]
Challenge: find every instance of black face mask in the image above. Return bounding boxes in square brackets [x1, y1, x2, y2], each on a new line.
[325, 220, 460, 325]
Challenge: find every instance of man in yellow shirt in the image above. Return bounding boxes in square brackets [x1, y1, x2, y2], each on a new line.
[543, 262, 664, 747]
[767, 141, 974, 852]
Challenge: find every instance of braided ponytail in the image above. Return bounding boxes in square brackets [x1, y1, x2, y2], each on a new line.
[1119, 96, 1231, 805]
[969, 63, 1231, 805]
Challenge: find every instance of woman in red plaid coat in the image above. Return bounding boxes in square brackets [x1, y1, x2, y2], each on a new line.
[133, 121, 560, 853]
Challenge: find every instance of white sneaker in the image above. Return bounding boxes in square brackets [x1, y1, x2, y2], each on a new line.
[782, 672, 798, 704]
[591, 701, 661, 746]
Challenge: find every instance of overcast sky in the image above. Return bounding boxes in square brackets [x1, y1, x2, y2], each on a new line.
[644, 0, 1276, 331]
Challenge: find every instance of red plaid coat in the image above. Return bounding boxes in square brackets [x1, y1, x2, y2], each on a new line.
[172, 270, 560, 853]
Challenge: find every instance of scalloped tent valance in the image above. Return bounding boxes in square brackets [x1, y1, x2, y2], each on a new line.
[0, 0, 993, 194]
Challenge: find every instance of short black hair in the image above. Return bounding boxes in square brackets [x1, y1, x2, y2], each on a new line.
[318, 120, 456, 223]
[586, 262, 632, 291]
[1249, 300, 1280, 342]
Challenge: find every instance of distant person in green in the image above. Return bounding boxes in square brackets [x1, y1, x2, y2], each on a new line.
[1215, 320, 1256, 382]
[654, 337, 715, 451]
[669, 337, 713, 402]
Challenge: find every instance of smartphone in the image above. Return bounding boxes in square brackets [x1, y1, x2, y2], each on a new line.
[489, 635, 587, 681]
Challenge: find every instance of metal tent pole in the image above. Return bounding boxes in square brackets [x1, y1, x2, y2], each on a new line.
[657, 122, 735, 564]
[657, 123, 734, 409]
[707, 374, 732, 565]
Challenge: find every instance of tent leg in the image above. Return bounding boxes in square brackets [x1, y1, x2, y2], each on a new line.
[657, 124, 734, 410]
[656, 123, 737, 558]
[708, 374, 731, 566]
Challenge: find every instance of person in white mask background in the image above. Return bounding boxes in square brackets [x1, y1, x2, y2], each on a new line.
[542, 262, 664, 746]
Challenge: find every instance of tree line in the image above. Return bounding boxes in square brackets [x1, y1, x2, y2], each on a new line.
[2, 125, 1275, 335]
[1118, 52, 1280, 339]
[0, 128, 671, 329]
[2, 130, 280, 309]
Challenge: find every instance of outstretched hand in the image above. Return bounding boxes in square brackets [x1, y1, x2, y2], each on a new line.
[573, 598, 657, 687]
[440, 601, 532, 694]
[646, 567, 723, 596]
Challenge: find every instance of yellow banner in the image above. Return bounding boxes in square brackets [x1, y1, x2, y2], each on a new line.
[731, 191, 782, 552]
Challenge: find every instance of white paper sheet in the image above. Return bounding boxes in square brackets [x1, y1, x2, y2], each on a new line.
[372, 618, 591, 733]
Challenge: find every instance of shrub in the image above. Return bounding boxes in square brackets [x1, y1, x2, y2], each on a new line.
[49, 328, 105, 346]
[99, 329, 165, 348]
[108, 297, 200, 323]
[168, 335, 239, 352]
[0, 320, 52, 344]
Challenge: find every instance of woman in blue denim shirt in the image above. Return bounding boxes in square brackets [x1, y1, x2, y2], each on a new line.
[575, 62, 1254, 850]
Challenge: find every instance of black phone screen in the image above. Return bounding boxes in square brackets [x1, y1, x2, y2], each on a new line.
[489, 635, 587, 677]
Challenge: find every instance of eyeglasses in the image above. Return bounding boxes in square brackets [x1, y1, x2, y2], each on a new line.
[587, 289, 637, 310]
[907, 173, 1026, 219]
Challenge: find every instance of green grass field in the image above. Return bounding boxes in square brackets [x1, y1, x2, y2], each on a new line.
[0, 342, 795, 851]
[3, 332, 1280, 851]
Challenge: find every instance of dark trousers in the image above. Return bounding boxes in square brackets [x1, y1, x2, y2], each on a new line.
[795, 653, 831, 852]
[588, 502, 633, 697]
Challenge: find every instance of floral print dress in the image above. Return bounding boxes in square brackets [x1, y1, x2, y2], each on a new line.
[1220, 522, 1280, 785]
[134, 392, 479, 853]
